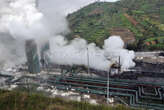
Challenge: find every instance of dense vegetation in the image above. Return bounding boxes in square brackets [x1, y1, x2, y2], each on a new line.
[0, 90, 141, 110]
[67, 0, 164, 51]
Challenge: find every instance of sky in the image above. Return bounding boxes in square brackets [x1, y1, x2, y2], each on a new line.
[39, 0, 119, 15]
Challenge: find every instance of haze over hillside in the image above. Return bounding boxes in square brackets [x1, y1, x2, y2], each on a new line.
[67, 0, 164, 51]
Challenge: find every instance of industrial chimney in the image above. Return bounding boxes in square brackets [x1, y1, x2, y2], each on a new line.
[25, 39, 40, 73]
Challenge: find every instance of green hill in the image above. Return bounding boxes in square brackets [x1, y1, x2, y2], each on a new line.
[67, 0, 164, 51]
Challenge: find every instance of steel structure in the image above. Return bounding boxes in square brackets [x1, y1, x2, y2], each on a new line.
[53, 75, 164, 110]
[25, 39, 40, 73]
[0, 70, 164, 110]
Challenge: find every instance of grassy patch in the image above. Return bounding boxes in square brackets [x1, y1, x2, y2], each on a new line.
[0, 90, 141, 110]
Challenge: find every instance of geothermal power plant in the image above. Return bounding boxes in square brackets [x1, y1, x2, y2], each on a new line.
[0, 0, 164, 110]
[0, 39, 163, 110]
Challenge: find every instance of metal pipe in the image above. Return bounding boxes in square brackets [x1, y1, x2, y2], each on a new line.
[118, 56, 121, 73]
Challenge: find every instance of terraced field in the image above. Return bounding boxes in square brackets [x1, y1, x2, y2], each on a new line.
[67, 0, 164, 50]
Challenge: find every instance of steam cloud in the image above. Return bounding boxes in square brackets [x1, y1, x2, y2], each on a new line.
[0, 0, 68, 68]
[0, 0, 135, 72]
[49, 35, 135, 71]
[0, 0, 44, 68]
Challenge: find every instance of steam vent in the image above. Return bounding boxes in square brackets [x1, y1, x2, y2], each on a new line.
[25, 39, 40, 73]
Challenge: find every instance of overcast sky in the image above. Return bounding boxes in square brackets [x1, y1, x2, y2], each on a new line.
[39, 0, 119, 15]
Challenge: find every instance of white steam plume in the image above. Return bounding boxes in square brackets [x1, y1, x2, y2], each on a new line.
[104, 36, 135, 69]
[49, 35, 135, 71]
[0, 0, 69, 68]
[0, 0, 46, 68]
[0, 0, 135, 72]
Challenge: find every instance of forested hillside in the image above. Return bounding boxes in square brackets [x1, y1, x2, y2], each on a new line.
[67, 0, 164, 51]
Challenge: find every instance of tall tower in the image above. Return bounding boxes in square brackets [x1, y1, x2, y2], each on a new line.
[25, 39, 40, 73]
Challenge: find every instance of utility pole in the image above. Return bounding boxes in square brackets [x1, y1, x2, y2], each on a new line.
[107, 66, 110, 104]
[118, 56, 121, 74]
[87, 47, 90, 75]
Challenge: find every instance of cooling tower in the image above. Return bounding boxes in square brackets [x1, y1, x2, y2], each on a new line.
[25, 39, 40, 73]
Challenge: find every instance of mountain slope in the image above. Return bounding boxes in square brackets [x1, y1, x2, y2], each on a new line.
[67, 0, 164, 50]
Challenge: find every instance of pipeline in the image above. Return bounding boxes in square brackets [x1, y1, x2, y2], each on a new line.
[0, 72, 163, 110]
[53, 75, 164, 110]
